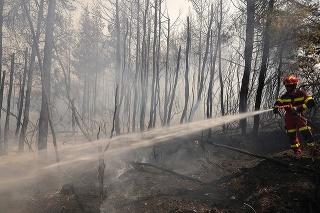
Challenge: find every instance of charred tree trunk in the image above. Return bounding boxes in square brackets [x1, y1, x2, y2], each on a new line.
[148, 0, 158, 129]
[114, 0, 122, 135]
[167, 46, 181, 125]
[132, 0, 141, 132]
[275, 44, 285, 99]
[163, 18, 170, 126]
[180, 17, 190, 124]
[206, 32, 215, 121]
[217, 0, 225, 131]
[140, 0, 150, 131]
[0, 0, 4, 154]
[15, 48, 28, 136]
[239, 0, 255, 135]
[0, 71, 5, 153]
[4, 54, 15, 152]
[153, 1, 161, 128]
[38, 0, 56, 152]
[207, 2, 222, 120]
[189, 4, 214, 121]
[252, 0, 274, 137]
[19, 0, 44, 152]
[0, 0, 3, 82]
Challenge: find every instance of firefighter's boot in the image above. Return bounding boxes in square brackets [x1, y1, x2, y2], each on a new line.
[292, 147, 302, 154]
[288, 132, 301, 156]
[292, 147, 302, 159]
[290, 139, 302, 155]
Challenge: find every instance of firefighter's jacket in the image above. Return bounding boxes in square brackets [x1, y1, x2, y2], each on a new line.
[274, 88, 315, 114]
[275, 88, 316, 147]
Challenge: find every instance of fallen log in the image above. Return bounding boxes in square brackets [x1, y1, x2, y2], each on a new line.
[131, 161, 203, 184]
[205, 140, 318, 174]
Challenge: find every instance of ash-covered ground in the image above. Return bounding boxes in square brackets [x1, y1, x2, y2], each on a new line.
[1, 128, 320, 213]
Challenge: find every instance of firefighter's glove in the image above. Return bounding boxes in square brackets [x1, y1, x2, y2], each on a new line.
[290, 106, 298, 114]
[273, 106, 279, 114]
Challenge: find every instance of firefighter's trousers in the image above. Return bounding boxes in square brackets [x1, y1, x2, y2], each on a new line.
[284, 112, 316, 150]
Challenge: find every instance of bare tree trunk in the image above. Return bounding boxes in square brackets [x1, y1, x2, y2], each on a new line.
[19, 0, 44, 152]
[122, 19, 130, 129]
[125, 21, 133, 133]
[167, 46, 181, 125]
[22, 0, 59, 162]
[114, 0, 121, 135]
[148, 0, 158, 129]
[163, 18, 170, 126]
[217, 0, 225, 132]
[189, 4, 214, 121]
[0, 0, 4, 154]
[0, 71, 5, 153]
[206, 32, 214, 121]
[38, 0, 56, 152]
[275, 44, 285, 99]
[93, 46, 98, 117]
[239, 0, 255, 135]
[252, 0, 274, 137]
[132, 0, 140, 132]
[15, 48, 28, 136]
[4, 54, 15, 152]
[189, 4, 213, 121]
[180, 17, 190, 124]
[140, 0, 150, 131]
[153, 1, 161, 128]
[207, 2, 222, 120]
[82, 70, 89, 120]
[0, 0, 3, 83]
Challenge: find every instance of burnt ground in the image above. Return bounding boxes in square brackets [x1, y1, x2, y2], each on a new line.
[1, 128, 320, 213]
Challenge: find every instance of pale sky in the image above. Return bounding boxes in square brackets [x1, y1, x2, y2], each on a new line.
[166, 0, 192, 20]
[72, 0, 193, 31]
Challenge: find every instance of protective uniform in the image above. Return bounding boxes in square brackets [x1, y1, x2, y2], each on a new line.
[273, 76, 319, 156]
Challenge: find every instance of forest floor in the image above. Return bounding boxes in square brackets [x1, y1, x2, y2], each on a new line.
[1, 126, 320, 213]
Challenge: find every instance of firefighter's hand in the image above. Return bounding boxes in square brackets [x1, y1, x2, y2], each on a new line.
[273, 106, 279, 114]
[290, 107, 298, 114]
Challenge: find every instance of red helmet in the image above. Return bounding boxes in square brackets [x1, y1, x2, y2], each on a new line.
[283, 76, 299, 85]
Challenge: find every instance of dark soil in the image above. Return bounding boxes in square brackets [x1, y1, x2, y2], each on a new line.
[1, 129, 320, 213]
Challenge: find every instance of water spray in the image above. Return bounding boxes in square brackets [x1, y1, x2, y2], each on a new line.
[0, 109, 273, 192]
[105, 109, 273, 152]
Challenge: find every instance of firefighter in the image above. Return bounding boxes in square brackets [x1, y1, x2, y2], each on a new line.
[273, 75, 319, 157]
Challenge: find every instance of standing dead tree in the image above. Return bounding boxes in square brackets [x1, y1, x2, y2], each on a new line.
[21, 0, 59, 163]
[217, 0, 225, 132]
[0, 71, 5, 154]
[148, 0, 159, 129]
[38, 0, 56, 153]
[15, 48, 28, 136]
[3, 53, 14, 152]
[98, 85, 118, 203]
[162, 18, 170, 126]
[140, 0, 150, 131]
[167, 46, 182, 125]
[239, 0, 255, 135]
[0, 0, 3, 154]
[132, 0, 141, 132]
[180, 17, 191, 124]
[114, 0, 122, 135]
[252, 0, 274, 138]
[189, 4, 214, 121]
[19, 0, 44, 153]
